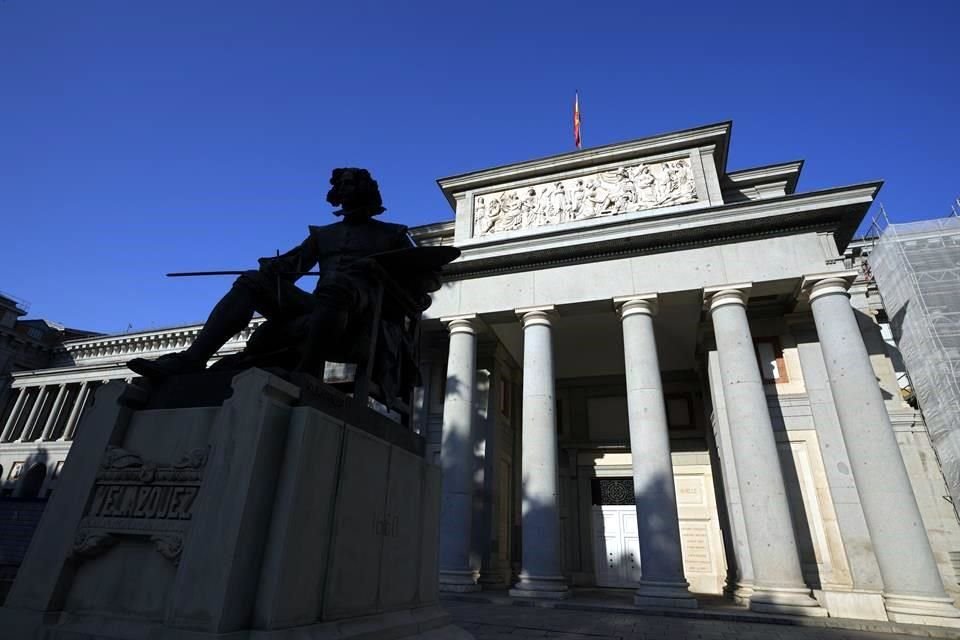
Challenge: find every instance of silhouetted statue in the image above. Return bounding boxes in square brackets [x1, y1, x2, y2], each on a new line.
[128, 168, 458, 411]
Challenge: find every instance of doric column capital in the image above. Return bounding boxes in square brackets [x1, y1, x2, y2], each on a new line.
[516, 305, 557, 328]
[441, 314, 479, 336]
[703, 283, 752, 313]
[801, 270, 857, 302]
[614, 294, 659, 319]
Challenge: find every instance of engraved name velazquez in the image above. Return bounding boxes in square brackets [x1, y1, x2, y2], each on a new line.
[83, 446, 207, 524]
[71, 446, 210, 564]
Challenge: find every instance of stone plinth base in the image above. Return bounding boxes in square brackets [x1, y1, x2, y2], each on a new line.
[817, 590, 888, 621]
[885, 593, 960, 628]
[633, 579, 698, 609]
[439, 570, 480, 593]
[0, 369, 467, 640]
[508, 588, 571, 600]
[749, 587, 827, 617]
[509, 575, 570, 600]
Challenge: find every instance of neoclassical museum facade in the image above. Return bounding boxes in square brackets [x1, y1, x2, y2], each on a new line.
[2, 122, 959, 626]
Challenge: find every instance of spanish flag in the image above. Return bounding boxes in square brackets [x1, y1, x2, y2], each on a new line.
[574, 91, 582, 149]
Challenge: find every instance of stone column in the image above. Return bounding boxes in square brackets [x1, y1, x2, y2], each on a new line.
[39, 384, 68, 441]
[616, 295, 697, 608]
[18, 386, 49, 443]
[0, 387, 27, 442]
[705, 349, 756, 603]
[61, 382, 90, 441]
[792, 321, 888, 620]
[510, 307, 569, 599]
[438, 315, 481, 592]
[804, 273, 960, 625]
[705, 284, 823, 616]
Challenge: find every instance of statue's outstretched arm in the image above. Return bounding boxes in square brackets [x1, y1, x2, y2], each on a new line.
[257, 236, 319, 283]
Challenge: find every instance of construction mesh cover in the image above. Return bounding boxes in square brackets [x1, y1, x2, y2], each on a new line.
[869, 216, 960, 509]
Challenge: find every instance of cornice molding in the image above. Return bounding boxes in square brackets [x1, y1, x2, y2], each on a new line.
[724, 160, 804, 195]
[48, 318, 265, 368]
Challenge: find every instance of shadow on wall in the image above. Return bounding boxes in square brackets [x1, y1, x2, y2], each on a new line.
[0, 449, 51, 605]
[854, 307, 896, 402]
[439, 372, 491, 578]
[1, 448, 50, 499]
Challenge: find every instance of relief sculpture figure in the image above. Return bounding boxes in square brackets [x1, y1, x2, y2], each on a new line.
[471, 157, 699, 237]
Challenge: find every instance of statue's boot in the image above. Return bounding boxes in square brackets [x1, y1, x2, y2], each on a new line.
[128, 283, 257, 381]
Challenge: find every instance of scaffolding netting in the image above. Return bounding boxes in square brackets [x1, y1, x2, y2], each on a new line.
[869, 216, 960, 510]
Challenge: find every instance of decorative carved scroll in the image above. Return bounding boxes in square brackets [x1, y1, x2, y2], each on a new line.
[473, 157, 698, 238]
[151, 534, 185, 565]
[71, 529, 117, 560]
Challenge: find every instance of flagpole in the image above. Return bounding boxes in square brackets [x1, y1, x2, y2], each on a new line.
[574, 90, 582, 150]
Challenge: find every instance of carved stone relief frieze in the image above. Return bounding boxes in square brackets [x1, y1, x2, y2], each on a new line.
[473, 157, 698, 238]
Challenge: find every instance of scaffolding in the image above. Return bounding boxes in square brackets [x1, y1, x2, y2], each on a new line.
[868, 204, 960, 510]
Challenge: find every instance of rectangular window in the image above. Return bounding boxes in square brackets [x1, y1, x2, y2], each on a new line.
[754, 337, 788, 383]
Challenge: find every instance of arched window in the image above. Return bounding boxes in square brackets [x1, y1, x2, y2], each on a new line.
[18, 463, 46, 499]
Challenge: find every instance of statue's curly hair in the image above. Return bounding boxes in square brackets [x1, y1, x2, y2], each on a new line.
[327, 167, 385, 216]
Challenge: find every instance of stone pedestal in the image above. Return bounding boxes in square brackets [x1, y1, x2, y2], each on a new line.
[0, 368, 469, 640]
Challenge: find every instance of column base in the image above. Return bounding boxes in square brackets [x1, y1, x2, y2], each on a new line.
[885, 592, 960, 627]
[439, 570, 480, 593]
[749, 586, 826, 617]
[633, 579, 698, 609]
[732, 582, 755, 607]
[478, 563, 510, 588]
[509, 574, 570, 600]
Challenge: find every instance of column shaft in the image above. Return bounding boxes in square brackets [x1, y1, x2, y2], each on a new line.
[510, 308, 569, 599]
[61, 382, 90, 441]
[0, 387, 27, 442]
[707, 287, 822, 616]
[706, 349, 756, 601]
[618, 296, 697, 608]
[40, 384, 68, 441]
[438, 316, 480, 592]
[808, 276, 960, 622]
[18, 386, 49, 443]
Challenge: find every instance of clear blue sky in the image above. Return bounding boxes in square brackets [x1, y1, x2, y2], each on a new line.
[2, 1, 957, 334]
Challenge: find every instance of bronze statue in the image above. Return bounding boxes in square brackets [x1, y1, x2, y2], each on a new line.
[128, 168, 458, 410]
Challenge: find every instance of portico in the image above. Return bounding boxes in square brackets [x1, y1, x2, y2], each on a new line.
[424, 122, 960, 625]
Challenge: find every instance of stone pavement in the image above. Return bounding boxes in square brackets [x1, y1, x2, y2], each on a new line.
[443, 597, 959, 640]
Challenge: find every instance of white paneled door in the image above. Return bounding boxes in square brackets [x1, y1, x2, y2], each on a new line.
[591, 505, 641, 588]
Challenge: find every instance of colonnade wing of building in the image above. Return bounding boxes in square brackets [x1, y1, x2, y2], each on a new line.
[1, 121, 959, 628]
